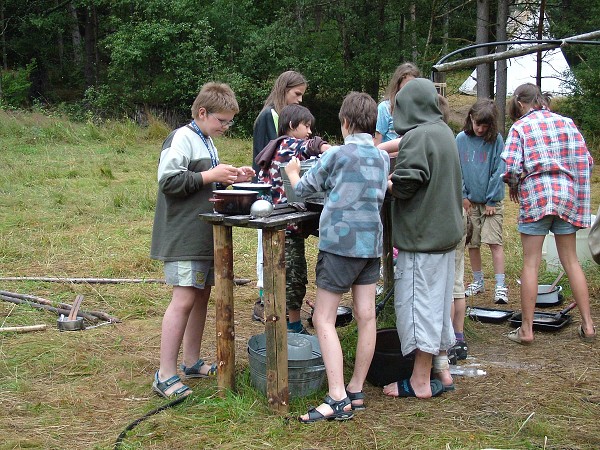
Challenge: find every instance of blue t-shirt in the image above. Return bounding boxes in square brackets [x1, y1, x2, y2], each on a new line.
[376, 100, 399, 143]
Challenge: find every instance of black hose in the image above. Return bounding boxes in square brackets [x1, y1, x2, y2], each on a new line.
[113, 395, 189, 449]
[375, 288, 394, 316]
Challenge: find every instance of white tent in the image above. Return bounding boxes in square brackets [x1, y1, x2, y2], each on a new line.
[459, 5, 574, 96]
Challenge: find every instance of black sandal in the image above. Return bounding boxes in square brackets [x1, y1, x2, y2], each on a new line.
[346, 387, 366, 411]
[298, 395, 354, 423]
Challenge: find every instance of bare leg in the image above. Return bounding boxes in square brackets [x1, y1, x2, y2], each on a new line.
[489, 244, 505, 275]
[181, 286, 212, 371]
[468, 247, 482, 273]
[287, 309, 301, 324]
[452, 297, 466, 334]
[383, 350, 435, 398]
[517, 234, 545, 343]
[555, 233, 595, 336]
[299, 287, 351, 421]
[158, 286, 197, 396]
[346, 283, 377, 408]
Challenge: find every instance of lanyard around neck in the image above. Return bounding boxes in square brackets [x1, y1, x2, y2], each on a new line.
[189, 121, 219, 169]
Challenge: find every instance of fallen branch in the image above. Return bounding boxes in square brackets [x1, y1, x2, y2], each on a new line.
[0, 290, 120, 322]
[0, 276, 252, 285]
[0, 294, 99, 322]
[0, 324, 48, 333]
[0, 277, 165, 284]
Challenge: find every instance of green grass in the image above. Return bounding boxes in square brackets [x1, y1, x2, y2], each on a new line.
[1, 109, 600, 449]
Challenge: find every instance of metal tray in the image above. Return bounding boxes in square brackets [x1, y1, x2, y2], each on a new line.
[467, 306, 514, 324]
[509, 311, 572, 331]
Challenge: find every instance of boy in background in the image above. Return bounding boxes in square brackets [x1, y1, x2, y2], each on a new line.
[255, 103, 330, 333]
[285, 92, 389, 422]
[150, 82, 254, 398]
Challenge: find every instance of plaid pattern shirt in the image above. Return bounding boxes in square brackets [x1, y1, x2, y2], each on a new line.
[501, 108, 593, 227]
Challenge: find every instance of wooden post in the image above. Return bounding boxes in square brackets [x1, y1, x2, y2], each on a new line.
[262, 228, 289, 413]
[213, 224, 235, 393]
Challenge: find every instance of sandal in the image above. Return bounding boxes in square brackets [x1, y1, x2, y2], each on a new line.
[152, 371, 191, 399]
[507, 327, 533, 345]
[180, 359, 217, 379]
[298, 395, 354, 423]
[346, 387, 366, 411]
[393, 378, 444, 398]
[578, 325, 597, 342]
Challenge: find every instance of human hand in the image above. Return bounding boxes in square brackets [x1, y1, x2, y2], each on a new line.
[509, 185, 519, 203]
[320, 144, 332, 153]
[485, 205, 496, 216]
[235, 166, 255, 182]
[206, 164, 239, 185]
[462, 198, 472, 212]
[284, 157, 301, 175]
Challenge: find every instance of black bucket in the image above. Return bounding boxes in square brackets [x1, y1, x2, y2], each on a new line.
[247, 333, 326, 399]
[366, 328, 415, 387]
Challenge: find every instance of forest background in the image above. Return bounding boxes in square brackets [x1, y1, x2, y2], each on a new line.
[1, 0, 600, 139]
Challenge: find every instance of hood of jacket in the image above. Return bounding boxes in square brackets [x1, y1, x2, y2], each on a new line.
[393, 78, 443, 135]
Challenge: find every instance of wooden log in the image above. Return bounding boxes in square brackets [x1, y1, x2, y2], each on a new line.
[0, 277, 165, 284]
[213, 224, 236, 393]
[0, 294, 102, 323]
[0, 324, 48, 333]
[432, 30, 600, 73]
[0, 276, 250, 286]
[263, 228, 289, 414]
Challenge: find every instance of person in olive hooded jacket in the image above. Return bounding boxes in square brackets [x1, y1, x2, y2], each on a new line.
[383, 78, 463, 399]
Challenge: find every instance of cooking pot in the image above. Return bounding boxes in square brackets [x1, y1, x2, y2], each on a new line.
[307, 305, 353, 328]
[232, 183, 272, 202]
[536, 284, 563, 307]
[209, 189, 258, 215]
[366, 328, 415, 387]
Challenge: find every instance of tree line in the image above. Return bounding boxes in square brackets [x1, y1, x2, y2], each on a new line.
[1, 0, 599, 137]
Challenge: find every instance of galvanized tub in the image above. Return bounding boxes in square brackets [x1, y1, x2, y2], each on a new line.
[247, 332, 326, 399]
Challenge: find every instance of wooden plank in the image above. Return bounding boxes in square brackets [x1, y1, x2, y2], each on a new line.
[263, 228, 289, 413]
[213, 224, 236, 394]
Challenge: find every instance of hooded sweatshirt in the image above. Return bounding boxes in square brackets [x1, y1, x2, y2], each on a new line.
[389, 78, 463, 253]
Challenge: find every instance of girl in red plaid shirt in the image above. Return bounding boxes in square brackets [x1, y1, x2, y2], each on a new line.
[501, 83, 596, 344]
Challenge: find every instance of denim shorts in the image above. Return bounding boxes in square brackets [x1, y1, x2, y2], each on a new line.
[164, 260, 215, 288]
[518, 215, 579, 236]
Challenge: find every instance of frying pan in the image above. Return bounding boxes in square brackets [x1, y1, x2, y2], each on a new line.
[509, 301, 577, 331]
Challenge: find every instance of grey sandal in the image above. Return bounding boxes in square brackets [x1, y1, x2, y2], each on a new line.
[180, 359, 217, 379]
[152, 371, 191, 399]
[346, 387, 366, 411]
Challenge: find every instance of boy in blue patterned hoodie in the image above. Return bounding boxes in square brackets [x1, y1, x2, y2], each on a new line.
[285, 92, 390, 423]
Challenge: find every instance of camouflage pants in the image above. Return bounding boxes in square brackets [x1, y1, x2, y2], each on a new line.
[285, 234, 308, 310]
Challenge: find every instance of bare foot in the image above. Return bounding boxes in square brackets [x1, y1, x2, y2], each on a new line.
[383, 378, 435, 398]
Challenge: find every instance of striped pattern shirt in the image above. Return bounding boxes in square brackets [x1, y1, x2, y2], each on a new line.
[501, 108, 593, 227]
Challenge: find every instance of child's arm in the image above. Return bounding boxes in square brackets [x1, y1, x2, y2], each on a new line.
[377, 137, 401, 157]
[283, 157, 302, 189]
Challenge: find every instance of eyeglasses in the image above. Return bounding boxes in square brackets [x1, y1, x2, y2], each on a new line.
[209, 113, 234, 128]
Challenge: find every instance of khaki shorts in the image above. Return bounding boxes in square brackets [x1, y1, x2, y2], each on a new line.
[164, 260, 214, 288]
[467, 201, 504, 248]
[453, 208, 467, 299]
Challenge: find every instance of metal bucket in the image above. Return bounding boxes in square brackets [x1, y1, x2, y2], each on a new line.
[280, 159, 325, 203]
[247, 333, 326, 399]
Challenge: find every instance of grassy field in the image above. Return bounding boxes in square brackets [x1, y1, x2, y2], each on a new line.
[1, 106, 600, 449]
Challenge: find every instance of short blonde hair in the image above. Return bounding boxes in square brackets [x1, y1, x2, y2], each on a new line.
[191, 82, 239, 118]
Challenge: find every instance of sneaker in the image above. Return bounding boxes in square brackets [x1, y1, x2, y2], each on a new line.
[494, 285, 509, 304]
[287, 325, 311, 335]
[465, 280, 484, 297]
[252, 299, 265, 322]
[450, 341, 468, 360]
